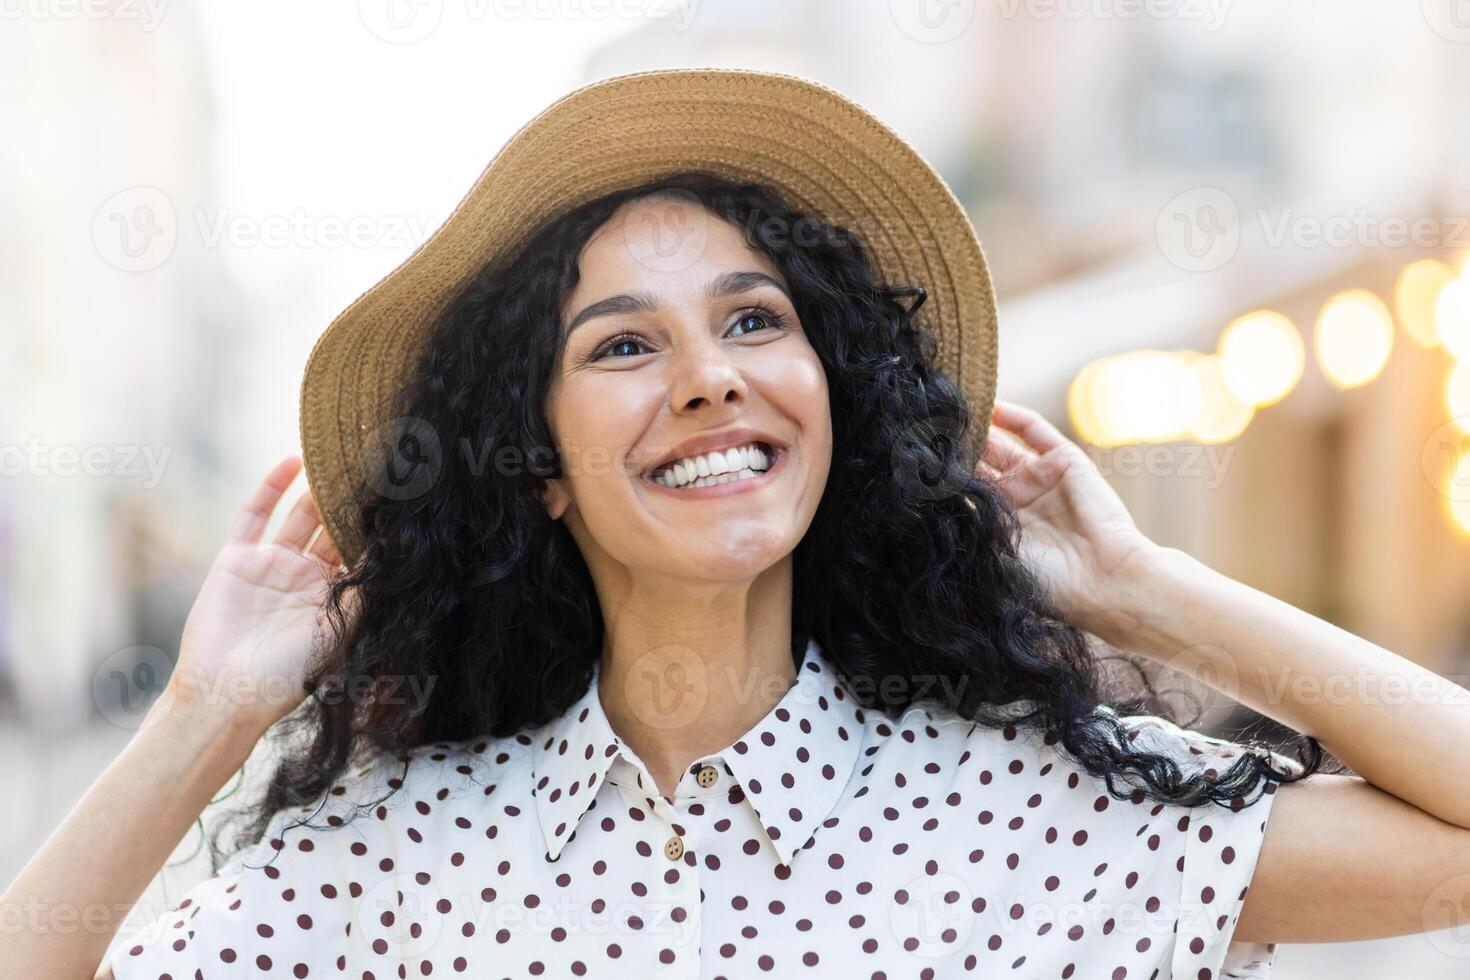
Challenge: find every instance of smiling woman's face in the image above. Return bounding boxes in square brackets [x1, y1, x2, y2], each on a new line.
[540, 192, 833, 587]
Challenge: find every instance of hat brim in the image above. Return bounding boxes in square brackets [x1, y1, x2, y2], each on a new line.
[299, 67, 998, 563]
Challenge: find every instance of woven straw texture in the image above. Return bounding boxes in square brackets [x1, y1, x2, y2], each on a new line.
[299, 67, 999, 563]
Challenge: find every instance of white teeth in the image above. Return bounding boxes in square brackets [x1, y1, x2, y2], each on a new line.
[651, 442, 775, 489]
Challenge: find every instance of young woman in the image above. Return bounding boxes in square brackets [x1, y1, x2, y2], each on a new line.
[7, 69, 1469, 980]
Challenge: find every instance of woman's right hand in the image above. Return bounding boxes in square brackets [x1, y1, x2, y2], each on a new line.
[159, 454, 358, 738]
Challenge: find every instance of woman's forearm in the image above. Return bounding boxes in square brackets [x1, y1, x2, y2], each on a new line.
[0, 692, 265, 979]
[1097, 544, 1470, 829]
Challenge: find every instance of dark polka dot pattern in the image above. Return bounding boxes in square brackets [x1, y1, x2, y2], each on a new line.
[109, 639, 1298, 979]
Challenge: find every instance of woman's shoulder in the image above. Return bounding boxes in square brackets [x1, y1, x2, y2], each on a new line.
[869, 697, 1302, 803]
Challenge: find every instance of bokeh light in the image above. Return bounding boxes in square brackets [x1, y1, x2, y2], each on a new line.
[1188, 355, 1254, 443]
[1448, 360, 1470, 433]
[1395, 259, 1455, 347]
[1449, 451, 1470, 535]
[1437, 276, 1470, 358]
[1217, 310, 1305, 407]
[1315, 289, 1394, 389]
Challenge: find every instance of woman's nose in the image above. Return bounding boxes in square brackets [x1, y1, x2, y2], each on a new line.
[669, 341, 748, 413]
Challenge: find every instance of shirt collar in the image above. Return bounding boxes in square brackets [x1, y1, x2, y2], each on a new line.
[530, 637, 868, 867]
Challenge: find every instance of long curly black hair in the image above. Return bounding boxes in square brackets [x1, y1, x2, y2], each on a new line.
[212, 172, 1330, 869]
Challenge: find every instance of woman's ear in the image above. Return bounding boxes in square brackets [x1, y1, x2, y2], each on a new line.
[539, 479, 572, 521]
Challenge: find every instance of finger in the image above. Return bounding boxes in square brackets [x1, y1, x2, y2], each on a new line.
[305, 521, 345, 568]
[992, 399, 1073, 454]
[982, 424, 1034, 473]
[274, 490, 324, 553]
[229, 456, 304, 545]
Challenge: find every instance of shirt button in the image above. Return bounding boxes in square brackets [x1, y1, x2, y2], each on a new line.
[696, 765, 719, 788]
[664, 834, 685, 860]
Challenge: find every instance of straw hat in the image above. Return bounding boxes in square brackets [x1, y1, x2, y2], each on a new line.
[299, 67, 999, 563]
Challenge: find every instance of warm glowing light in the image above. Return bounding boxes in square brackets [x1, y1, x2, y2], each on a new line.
[1438, 276, 1470, 358]
[1092, 351, 1203, 445]
[1449, 360, 1470, 432]
[1217, 311, 1305, 407]
[1449, 451, 1470, 535]
[1315, 290, 1394, 389]
[1188, 355, 1254, 443]
[1068, 359, 1110, 446]
[1395, 259, 1455, 347]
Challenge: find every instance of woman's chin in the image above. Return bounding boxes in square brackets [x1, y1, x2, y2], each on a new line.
[653, 539, 794, 584]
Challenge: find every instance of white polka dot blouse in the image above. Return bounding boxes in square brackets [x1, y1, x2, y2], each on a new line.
[110, 638, 1300, 979]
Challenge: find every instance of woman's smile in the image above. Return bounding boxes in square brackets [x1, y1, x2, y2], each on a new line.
[641, 439, 791, 499]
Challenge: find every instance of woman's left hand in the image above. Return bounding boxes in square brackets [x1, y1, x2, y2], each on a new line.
[979, 399, 1161, 635]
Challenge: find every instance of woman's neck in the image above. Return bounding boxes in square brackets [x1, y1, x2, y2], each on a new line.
[593, 561, 796, 801]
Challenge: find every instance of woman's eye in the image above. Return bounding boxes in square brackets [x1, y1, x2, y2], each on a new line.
[731, 312, 773, 337]
[590, 334, 648, 361]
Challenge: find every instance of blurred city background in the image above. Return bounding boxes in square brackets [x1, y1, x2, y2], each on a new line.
[4, 0, 1470, 974]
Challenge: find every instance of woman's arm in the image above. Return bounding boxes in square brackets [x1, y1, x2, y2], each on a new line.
[1100, 544, 1470, 945]
[1100, 542, 1470, 831]
[980, 399, 1470, 946]
[1, 699, 265, 980]
[0, 455, 350, 978]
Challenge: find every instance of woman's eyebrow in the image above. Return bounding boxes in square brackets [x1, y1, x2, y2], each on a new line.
[563, 270, 791, 337]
